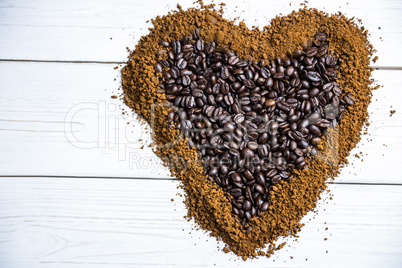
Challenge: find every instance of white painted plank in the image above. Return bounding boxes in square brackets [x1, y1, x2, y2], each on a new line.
[0, 177, 401, 268]
[0, 0, 401, 66]
[0, 62, 401, 183]
[0, 61, 171, 178]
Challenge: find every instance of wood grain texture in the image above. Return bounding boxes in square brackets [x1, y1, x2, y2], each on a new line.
[0, 61, 171, 178]
[0, 0, 401, 67]
[0, 177, 401, 268]
[0, 0, 401, 266]
[0, 62, 401, 182]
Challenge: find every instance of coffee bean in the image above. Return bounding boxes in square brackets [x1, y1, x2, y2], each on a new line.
[196, 39, 205, 51]
[156, 32, 353, 226]
[255, 172, 265, 185]
[228, 55, 239, 65]
[233, 114, 244, 124]
[326, 54, 336, 66]
[155, 63, 163, 73]
[230, 188, 242, 198]
[243, 79, 255, 88]
[182, 75, 191, 86]
[344, 94, 356, 105]
[273, 72, 285, 79]
[311, 137, 322, 145]
[265, 99, 276, 107]
[285, 66, 295, 76]
[206, 41, 215, 54]
[306, 47, 317, 57]
[246, 132, 259, 140]
[266, 77, 274, 88]
[229, 149, 240, 156]
[307, 71, 321, 82]
[176, 58, 187, 69]
[171, 40, 181, 54]
[221, 66, 229, 79]
[309, 87, 320, 97]
[297, 119, 308, 129]
[248, 141, 259, 150]
[308, 124, 321, 136]
[159, 40, 170, 47]
[254, 184, 265, 194]
[242, 148, 255, 158]
[258, 144, 269, 157]
[261, 202, 269, 211]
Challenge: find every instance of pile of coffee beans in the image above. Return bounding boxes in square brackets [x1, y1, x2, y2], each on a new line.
[156, 30, 355, 229]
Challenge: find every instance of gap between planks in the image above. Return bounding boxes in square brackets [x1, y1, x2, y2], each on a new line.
[0, 175, 401, 186]
[1, 59, 402, 70]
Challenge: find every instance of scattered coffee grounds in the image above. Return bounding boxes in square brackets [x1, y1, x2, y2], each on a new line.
[157, 32, 354, 227]
[121, 2, 375, 259]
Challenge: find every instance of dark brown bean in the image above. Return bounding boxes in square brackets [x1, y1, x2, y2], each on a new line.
[155, 63, 163, 73]
[248, 141, 258, 150]
[265, 99, 276, 107]
[242, 148, 255, 158]
[157, 33, 350, 225]
[307, 71, 321, 82]
[261, 202, 269, 211]
[306, 47, 317, 57]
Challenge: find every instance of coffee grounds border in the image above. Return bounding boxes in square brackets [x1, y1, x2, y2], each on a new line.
[121, 3, 375, 259]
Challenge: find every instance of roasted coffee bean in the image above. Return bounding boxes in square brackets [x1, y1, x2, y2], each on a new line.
[246, 132, 259, 140]
[266, 77, 274, 88]
[309, 87, 320, 97]
[254, 184, 265, 194]
[182, 75, 191, 86]
[309, 124, 321, 136]
[243, 79, 255, 88]
[206, 41, 215, 54]
[159, 40, 170, 47]
[229, 149, 240, 156]
[177, 58, 187, 69]
[156, 32, 353, 226]
[255, 172, 265, 185]
[248, 141, 259, 150]
[242, 148, 255, 158]
[155, 63, 163, 73]
[261, 202, 269, 211]
[269, 121, 279, 131]
[306, 47, 318, 57]
[298, 118, 309, 129]
[171, 40, 181, 54]
[344, 94, 356, 105]
[311, 137, 322, 145]
[196, 39, 205, 51]
[266, 169, 277, 178]
[285, 66, 295, 76]
[307, 71, 321, 82]
[326, 54, 336, 66]
[228, 56, 239, 65]
[317, 45, 328, 57]
[265, 99, 276, 107]
[221, 66, 229, 79]
[234, 114, 245, 124]
[301, 79, 311, 89]
[258, 144, 269, 157]
[273, 72, 285, 79]
[230, 188, 242, 198]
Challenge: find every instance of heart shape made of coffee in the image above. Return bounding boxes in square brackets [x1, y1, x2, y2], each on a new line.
[155, 30, 355, 229]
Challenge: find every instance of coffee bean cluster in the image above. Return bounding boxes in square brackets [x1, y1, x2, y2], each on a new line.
[156, 30, 354, 229]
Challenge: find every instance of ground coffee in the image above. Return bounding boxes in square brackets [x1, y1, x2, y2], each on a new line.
[121, 2, 375, 259]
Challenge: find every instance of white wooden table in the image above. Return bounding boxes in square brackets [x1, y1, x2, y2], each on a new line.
[0, 0, 401, 267]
